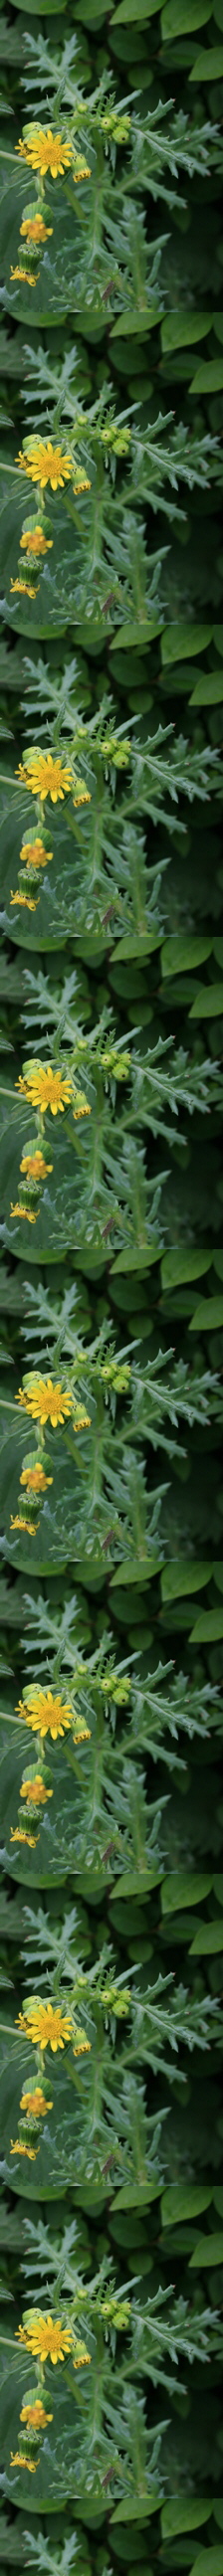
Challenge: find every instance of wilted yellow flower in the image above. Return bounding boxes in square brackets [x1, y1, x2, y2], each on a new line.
[20, 527, 53, 556]
[20, 1777, 53, 1807]
[10, 1515, 39, 1535]
[10, 1203, 38, 1224]
[17, 1686, 75, 1740]
[16, 127, 73, 178]
[20, 1461, 53, 1490]
[16, 1063, 73, 1113]
[16, 1999, 74, 2052]
[17, 1376, 74, 1426]
[10, 2138, 38, 2160]
[10, 1827, 39, 1846]
[20, 215, 53, 244]
[20, 836, 53, 869]
[17, 2312, 74, 2363]
[10, 266, 38, 286]
[16, 749, 73, 801]
[20, 2087, 53, 2116]
[16, 440, 73, 492]
[11, 2451, 38, 2471]
[10, 890, 39, 911]
[10, 579, 39, 598]
[19, 2081, 52, 2122]
[20, 2400, 53, 2428]
[20, 1152, 52, 1182]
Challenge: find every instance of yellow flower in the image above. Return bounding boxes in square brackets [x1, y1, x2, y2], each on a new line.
[20, 2401, 53, 2428]
[20, 1153, 52, 1182]
[19, 837, 53, 869]
[10, 890, 39, 911]
[16, 750, 73, 802]
[17, 2313, 74, 2363]
[10, 2138, 38, 2160]
[16, 128, 73, 179]
[11, 2451, 38, 2471]
[10, 1204, 38, 1224]
[20, 216, 53, 243]
[20, 1461, 53, 1489]
[20, 1777, 53, 1807]
[10, 579, 39, 598]
[17, 1376, 74, 1426]
[11, 1503, 38, 1528]
[20, 2087, 53, 2116]
[10, 266, 38, 286]
[16, 1686, 75, 1740]
[20, 527, 53, 556]
[10, 1827, 39, 1846]
[16, 1063, 73, 1114]
[16, 1999, 74, 2052]
[16, 441, 73, 492]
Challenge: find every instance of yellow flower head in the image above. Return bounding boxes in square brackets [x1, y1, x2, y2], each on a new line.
[11, 2451, 38, 2471]
[10, 1506, 37, 1533]
[10, 267, 38, 286]
[20, 2087, 53, 2116]
[20, 1460, 53, 1489]
[20, 837, 53, 870]
[20, 216, 53, 244]
[20, 2400, 53, 2428]
[16, 1686, 75, 1740]
[16, 1999, 74, 2053]
[20, 527, 53, 556]
[16, 750, 73, 802]
[20, 1776, 53, 1807]
[73, 2343, 91, 2367]
[10, 890, 39, 911]
[16, 127, 73, 179]
[10, 1204, 38, 1224]
[10, 579, 39, 598]
[10, 1827, 39, 1846]
[20, 1153, 52, 1183]
[16, 441, 73, 492]
[17, 1376, 74, 1426]
[10, 2137, 38, 2160]
[16, 1063, 73, 1114]
[17, 2312, 74, 2363]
